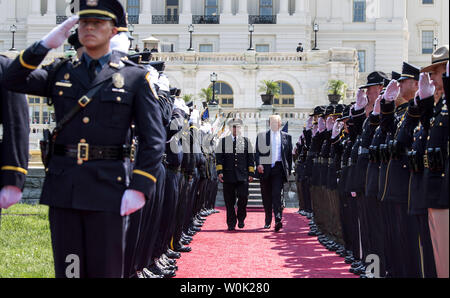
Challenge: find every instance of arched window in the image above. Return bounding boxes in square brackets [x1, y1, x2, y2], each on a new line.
[274, 81, 295, 107]
[210, 81, 234, 107]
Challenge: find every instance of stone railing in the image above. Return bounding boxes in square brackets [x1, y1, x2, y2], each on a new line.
[213, 108, 311, 120]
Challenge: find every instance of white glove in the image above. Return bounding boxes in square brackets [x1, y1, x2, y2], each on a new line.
[110, 32, 131, 54]
[331, 121, 344, 139]
[42, 15, 79, 49]
[318, 117, 326, 133]
[326, 117, 335, 131]
[418, 73, 436, 100]
[120, 189, 146, 217]
[414, 90, 420, 106]
[306, 117, 313, 130]
[372, 95, 382, 115]
[355, 89, 368, 110]
[383, 80, 400, 102]
[312, 124, 318, 137]
[351, 192, 357, 198]
[0, 186, 22, 209]
[447, 61, 449, 78]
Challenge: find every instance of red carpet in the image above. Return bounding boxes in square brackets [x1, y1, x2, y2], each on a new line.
[175, 208, 356, 278]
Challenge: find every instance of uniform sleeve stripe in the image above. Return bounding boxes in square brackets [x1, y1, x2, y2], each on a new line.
[1, 166, 28, 175]
[19, 51, 38, 70]
[133, 170, 157, 183]
[216, 165, 223, 171]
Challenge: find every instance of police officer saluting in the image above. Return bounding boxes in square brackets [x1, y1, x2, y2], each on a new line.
[216, 119, 255, 231]
[2, 0, 165, 278]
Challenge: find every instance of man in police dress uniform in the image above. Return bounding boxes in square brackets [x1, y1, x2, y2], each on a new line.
[0, 57, 30, 226]
[2, 0, 165, 278]
[216, 118, 255, 231]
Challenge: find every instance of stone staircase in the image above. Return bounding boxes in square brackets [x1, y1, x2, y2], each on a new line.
[248, 180, 263, 208]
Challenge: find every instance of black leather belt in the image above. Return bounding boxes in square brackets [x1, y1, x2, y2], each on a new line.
[54, 144, 130, 161]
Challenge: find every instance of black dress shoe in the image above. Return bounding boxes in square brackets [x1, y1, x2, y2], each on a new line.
[142, 268, 164, 278]
[174, 245, 192, 253]
[351, 260, 363, 268]
[148, 264, 176, 278]
[345, 256, 355, 264]
[238, 222, 245, 229]
[166, 249, 181, 259]
[275, 222, 283, 232]
[264, 224, 271, 229]
[227, 226, 236, 231]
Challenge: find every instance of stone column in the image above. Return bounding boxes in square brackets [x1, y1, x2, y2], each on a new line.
[223, 0, 232, 14]
[30, 0, 41, 15]
[179, 0, 192, 24]
[139, 0, 152, 24]
[221, 0, 235, 24]
[279, 0, 289, 15]
[238, 0, 248, 15]
[46, 0, 56, 15]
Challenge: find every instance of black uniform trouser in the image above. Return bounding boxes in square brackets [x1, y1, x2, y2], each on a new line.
[173, 175, 190, 246]
[155, 169, 180, 258]
[348, 196, 361, 260]
[260, 162, 284, 225]
[365, 195, 386, 277]
[415, 213, 437, 278]
[48, 207, 124, 278]
[357, 193, 371, 262]
[338, 192, 353, 252]
[205, 179, 218, 210]
[223, 181, 249, 228]
[183, 173, 199, 233]
[132, 165, 166, 270]
[300, 178, 313, 213]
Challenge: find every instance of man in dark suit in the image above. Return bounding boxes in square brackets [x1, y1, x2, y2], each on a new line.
[216, 119, 255, 231]
[256, 115, 293, 232]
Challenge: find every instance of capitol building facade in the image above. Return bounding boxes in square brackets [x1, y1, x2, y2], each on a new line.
[0, 0, 448, 163]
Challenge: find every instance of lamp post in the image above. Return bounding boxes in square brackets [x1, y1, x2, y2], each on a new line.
[210, 72, 218, 105]
[9, 24, 17, 51]
[248, 24, 255, 51]
[433, 37, 438, 51]
[187, 24, 194, 51]
[312, 21, 319, 50]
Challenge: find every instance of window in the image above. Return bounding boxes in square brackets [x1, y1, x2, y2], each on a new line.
[28, 96, 55, 125]
[274, 82, 295, 107]
[422, 31, 434, 54]
[353, 0, 366, 22]
[127, 0, 140, 23]
[205, 0, 218, 16]
[210, 82, 234, 107]
[161, 43, 175, 52]
[166, 0, 179, 21]
[199, 44, 213, 52]
[357, 50, 366, 72]
[260, 0, 273, 16]
[256, 44, 270, 52]
[422, 0, 434, 4]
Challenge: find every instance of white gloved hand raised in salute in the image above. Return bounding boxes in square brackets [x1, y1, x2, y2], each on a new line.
[120, 189, 146, 217]
[318, 117, 326, 133]
[42, 15, 79, 49]
[383, 80, 400, 102]
[372, 95, 382, 115]
[326, 116, 335, 131]
[354, 89, 368, 111]
[418, 73, 436, 100]
[331, 121, 344, 139]
[0, 186, 23, 210]
[312, 124, 319, 137]
[306, 117, 313, 130]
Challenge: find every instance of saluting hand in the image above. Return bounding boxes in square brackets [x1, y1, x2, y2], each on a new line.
[306, 117, 313, 130]
[372, 95, 382, 115]
[418, 73, 436, 100]
[355, 89, 368, 110]
[42, 15, 79, 49]
[318, 117, 326, 133]
[0, 186, 22, 209]
[326, 117, 335, 131]
[312, 124, 319, 137]
[120, 189, 146, 217]
[331, 121, 344, 139]
[383, 80, 400, 102]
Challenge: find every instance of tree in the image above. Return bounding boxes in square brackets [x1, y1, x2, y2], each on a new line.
[199, 87, 214, 103]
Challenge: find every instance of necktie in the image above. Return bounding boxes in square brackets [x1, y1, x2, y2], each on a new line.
[88, 59, 99, 81]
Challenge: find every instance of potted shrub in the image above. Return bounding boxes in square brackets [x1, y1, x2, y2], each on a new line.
[258, 80, 280, 105]
[182, 94, 194, 103]
[327, 80, 347, 104]
[199, 87, 218, 105]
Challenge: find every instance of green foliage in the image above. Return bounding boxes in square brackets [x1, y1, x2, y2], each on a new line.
[327, 80, 348, 97]
[0, 204, 54, 278]
[258, 80, 281, 96]
[199, 87, 214, 103]
[182, 94, 194, 103]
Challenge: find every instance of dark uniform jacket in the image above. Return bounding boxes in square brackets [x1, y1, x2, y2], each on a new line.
[255, 131, 293, 183]
[345, 107, 366, 193]
[1, 42, 165, 213]
[0, 56, 29, 190]
[216, 135, 255, 184]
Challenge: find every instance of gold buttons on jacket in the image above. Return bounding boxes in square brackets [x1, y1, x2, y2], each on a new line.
[116, 97, 122, 102]
[83, 117, 90, 124]
[59, 91, 63, 96]
[64, 73, 70, 80]
[117, 176, 123, 182]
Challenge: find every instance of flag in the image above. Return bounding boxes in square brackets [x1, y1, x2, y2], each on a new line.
[201, 107, 209, 121]
[282, 121, 289, 133]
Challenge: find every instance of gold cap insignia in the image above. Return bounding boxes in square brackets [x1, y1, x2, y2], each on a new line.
[112, 73, 125, 89]
[64, 73, 70, 80]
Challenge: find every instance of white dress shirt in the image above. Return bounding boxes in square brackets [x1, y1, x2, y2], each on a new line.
[270, 130, 282, 167]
